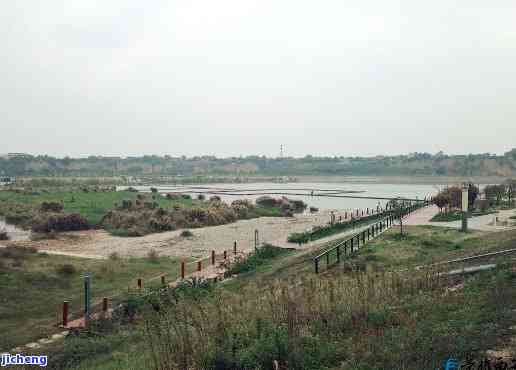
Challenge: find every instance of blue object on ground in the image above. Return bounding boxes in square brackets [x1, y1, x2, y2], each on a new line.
[444, 358, 459, 370]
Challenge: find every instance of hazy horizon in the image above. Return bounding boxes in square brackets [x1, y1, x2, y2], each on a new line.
[2, 1, 515, 158]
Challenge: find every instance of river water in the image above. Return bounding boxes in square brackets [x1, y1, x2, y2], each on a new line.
[123, 182, 438, 211]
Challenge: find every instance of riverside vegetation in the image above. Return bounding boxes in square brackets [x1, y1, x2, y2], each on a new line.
[0, 187, 305, 237]
[2, 149, 516, 177]
[35, 226, 516, 370]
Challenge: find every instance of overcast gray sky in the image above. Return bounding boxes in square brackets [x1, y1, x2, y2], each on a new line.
[1, 1, 515, 158]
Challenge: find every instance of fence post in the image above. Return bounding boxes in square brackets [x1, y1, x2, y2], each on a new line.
[326, 252, 330, 266]
[362, 231, 365, 244]
[234, 241, 237, 255]
[337, 245, 341, 262]
[351, 237, 354, 252]
[181, 261, 185, 279]
[197, 260, 202, 272]
[62, 301, 69, 327]
[223, 250, 227, 260]
[315, 258, 319, 274]
[254, 229, 259, 251]
[367, 228, 370, 239]
[211, 250, 216, 265]
[84, 274, 91, 327]
[137, 278, 143, 290]
[161, 275, 166, 286]
[356, 234, 360, 248]
[102, 297, 108, 312]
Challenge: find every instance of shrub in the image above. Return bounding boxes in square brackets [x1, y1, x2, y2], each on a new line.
[32, 213, 90, 233]
[109, 252, 120, 260]
[56, 263, 77, 276]
[150, 187, 158, 193]
[40, 201, 64, 213]
[197, 194, 206, 201]
[229, 244, 289, 274]
[181, 230, 193, 238]
[0, 230, 9, 241]
[309, 206, 319, 213]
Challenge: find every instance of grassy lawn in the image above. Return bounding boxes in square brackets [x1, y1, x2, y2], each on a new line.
[22, 227, 516, 369]
[0, 248, 183, 350]
[0, 190, 200, 226]
[328, 226, 516, 273]
[430, 210, 496, 222]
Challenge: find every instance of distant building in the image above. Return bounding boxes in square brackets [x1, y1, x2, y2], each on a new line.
[6, 153, 33, 159]
[0, 176, 14, 185]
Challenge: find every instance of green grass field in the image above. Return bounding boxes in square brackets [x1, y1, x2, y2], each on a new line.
[0, 190, 200, 226]
[0, 248, 183, 350]
[34, 226, 516, 370]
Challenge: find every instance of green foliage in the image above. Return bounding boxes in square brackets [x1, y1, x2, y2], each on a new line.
[180, 229, 193, 237]
[229, 244, 290, 274]
[288, 212, 390, 244]
[2, 151, 516, 176]
[55, 263, 77, 276]
[0, 252, 182, 350]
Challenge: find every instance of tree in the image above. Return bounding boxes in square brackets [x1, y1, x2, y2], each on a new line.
[485, 184, 506, 205]
[433, 192, 450, 213]
[505, 179, 516, 206]
[467, 183, 479, 207]
[446, 186, 463, 209]
[389, 199, 407, 235]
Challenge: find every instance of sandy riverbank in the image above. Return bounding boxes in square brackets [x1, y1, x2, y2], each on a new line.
[7, 211, 346, 259]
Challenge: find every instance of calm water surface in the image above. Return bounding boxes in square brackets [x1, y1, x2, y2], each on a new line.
[128, 182, 439, 211]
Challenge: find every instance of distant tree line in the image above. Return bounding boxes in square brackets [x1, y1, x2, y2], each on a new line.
[0, 149, 515, 177]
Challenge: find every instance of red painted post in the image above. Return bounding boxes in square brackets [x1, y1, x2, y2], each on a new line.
[102, 297, 108, 312]
[161, 275, 166, 286]
[345, 211, 348, 219]
[62, 301, 69, 327]
[233, 241, 237, 255]
[181, 261, 185, 279]
[197, 260, 202, 272]
[339, 215, 342, 222]
[211, 250, 216, 265]
[361, 210, 364, 217]
[367, 208, 369, 214]
[356, 209, 359, 217]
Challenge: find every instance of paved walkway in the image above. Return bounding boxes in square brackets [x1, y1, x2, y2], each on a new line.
[404, 205, 516, 231]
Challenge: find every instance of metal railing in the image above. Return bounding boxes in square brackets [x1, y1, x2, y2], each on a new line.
[312, 202, 427, 273]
